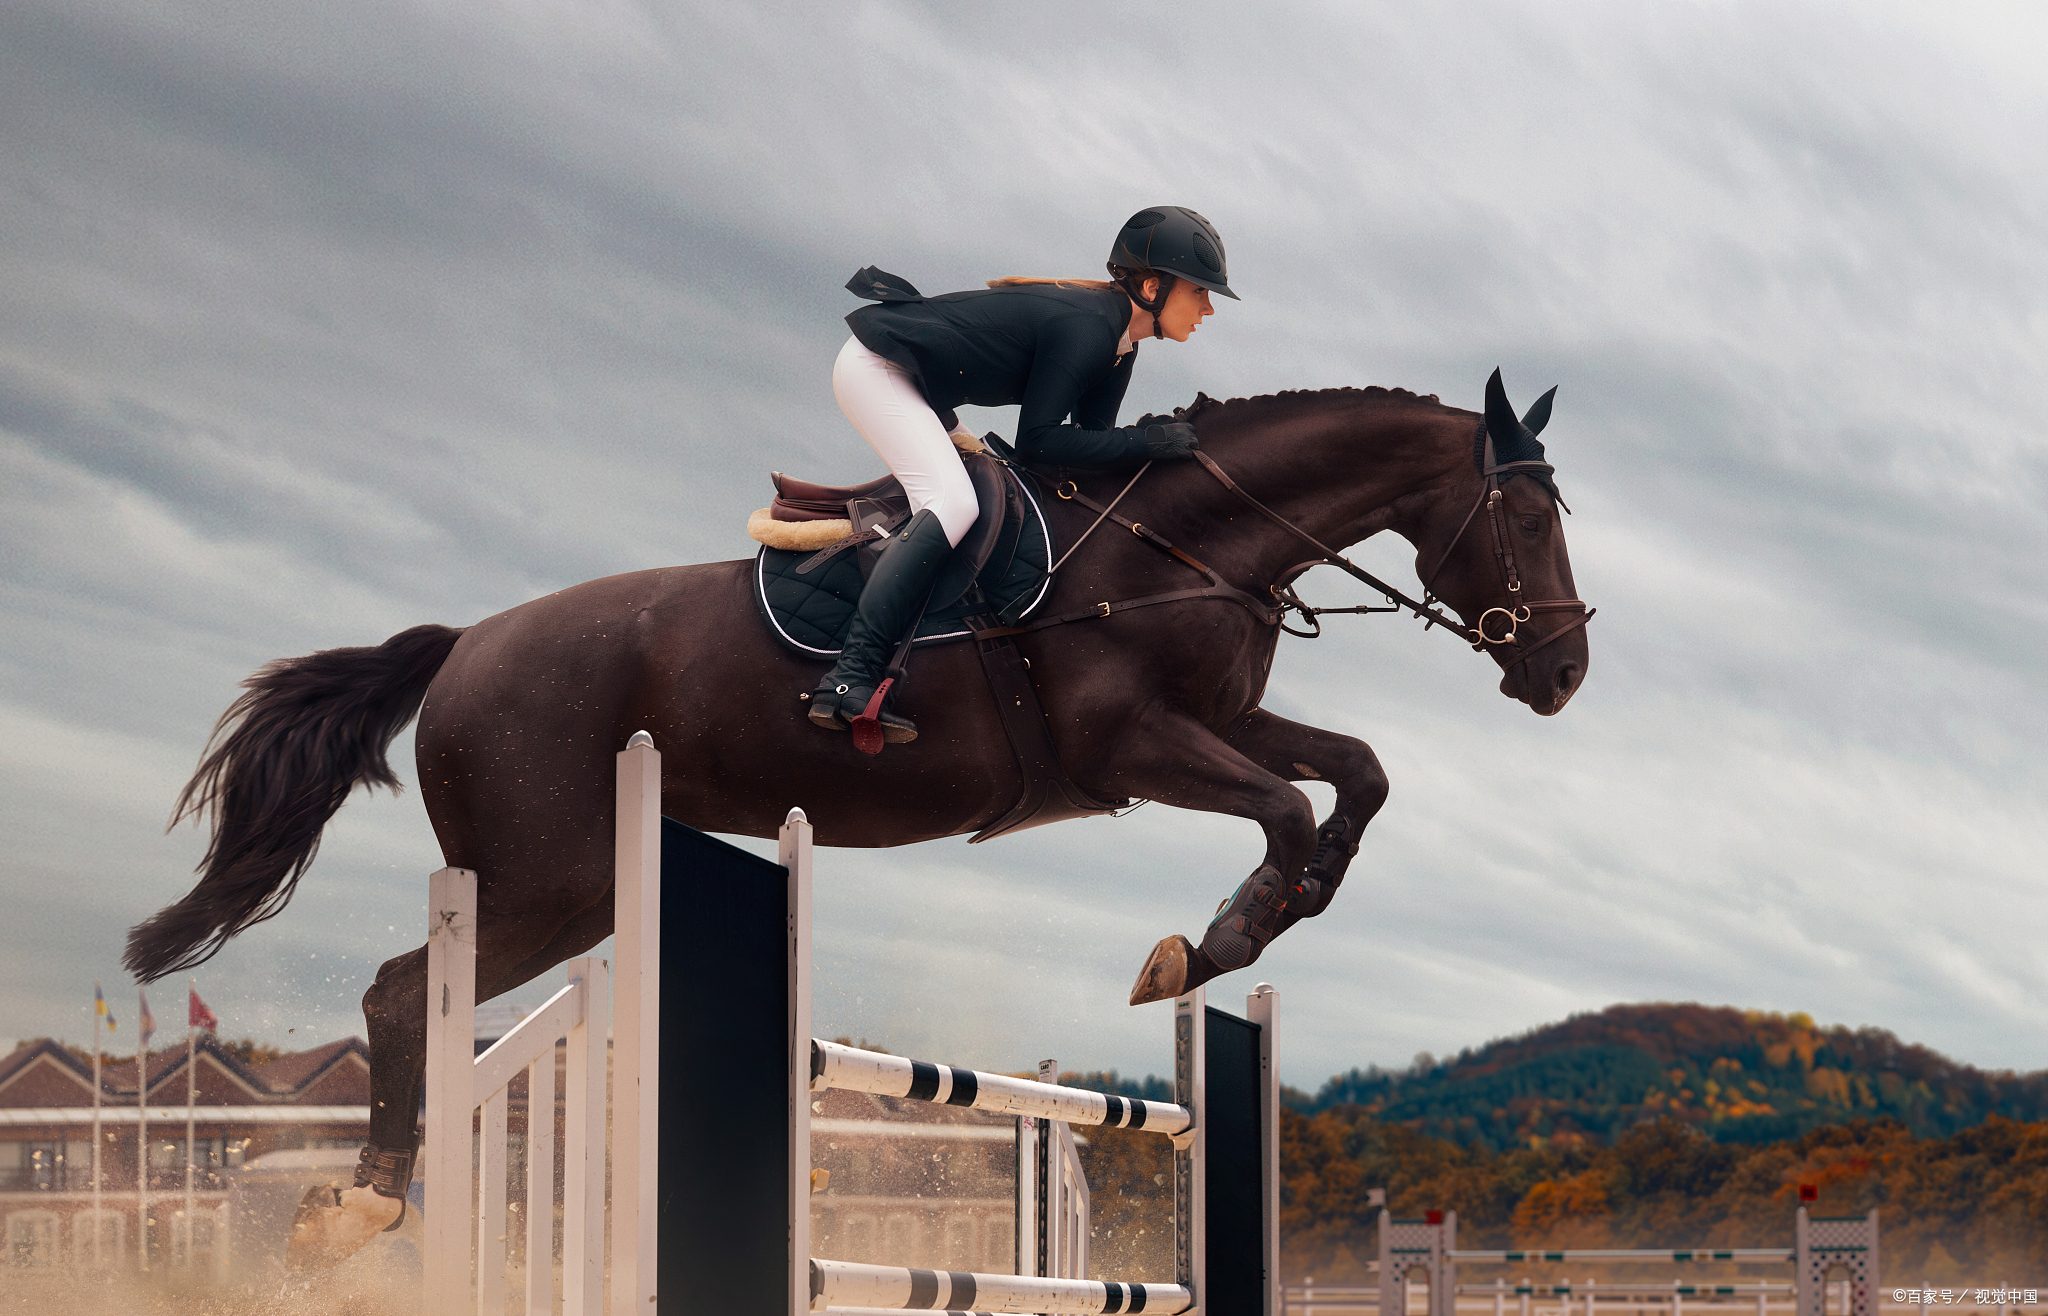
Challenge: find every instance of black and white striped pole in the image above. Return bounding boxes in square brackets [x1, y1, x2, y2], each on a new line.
[811, 1041, 1193, 1133]
[809, 1258, 1192, 1314]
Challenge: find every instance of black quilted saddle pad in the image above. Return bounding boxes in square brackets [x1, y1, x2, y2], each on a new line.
[753, 478, 1054, 656]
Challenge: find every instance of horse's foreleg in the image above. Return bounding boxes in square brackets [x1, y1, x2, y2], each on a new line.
[1109, 703, 1321, 1004]
[1225, 708, 1389, 922]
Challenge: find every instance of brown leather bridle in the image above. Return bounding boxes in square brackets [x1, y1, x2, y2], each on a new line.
[1404, 429, 1596, 671]
[1191, 440, 1593, 671]
[971, 435, 1594, 674]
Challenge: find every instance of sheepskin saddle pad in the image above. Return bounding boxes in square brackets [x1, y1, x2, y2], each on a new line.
[749, 445, 1053, 656]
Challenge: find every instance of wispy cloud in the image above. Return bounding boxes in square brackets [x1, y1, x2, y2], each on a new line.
[1, 0, 2042, 1087]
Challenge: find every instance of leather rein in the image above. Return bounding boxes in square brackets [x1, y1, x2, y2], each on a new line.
[972, 434, 1593, 671]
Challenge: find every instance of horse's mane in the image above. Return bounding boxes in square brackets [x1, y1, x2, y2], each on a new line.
[1179, 385, 1469, 424]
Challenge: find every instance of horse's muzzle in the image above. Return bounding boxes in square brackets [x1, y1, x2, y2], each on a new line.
[1502, 654, 1584, 715]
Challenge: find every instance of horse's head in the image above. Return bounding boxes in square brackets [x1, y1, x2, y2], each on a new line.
[1418, 370, 1592, 716]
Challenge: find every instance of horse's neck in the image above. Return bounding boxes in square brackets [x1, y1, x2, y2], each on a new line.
[1195, 402, 1474, 576]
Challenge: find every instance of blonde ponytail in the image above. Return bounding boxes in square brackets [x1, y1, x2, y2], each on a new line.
[985, 276, 1121, 291]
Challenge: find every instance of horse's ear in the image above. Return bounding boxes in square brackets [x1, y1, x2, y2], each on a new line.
[1484, 369, 1523, 449]
[1485, 369, 1550, 470]
[1521, 386, 1557, 437]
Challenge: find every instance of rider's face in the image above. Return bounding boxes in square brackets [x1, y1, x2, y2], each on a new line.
[1154, 279, 1215, 343]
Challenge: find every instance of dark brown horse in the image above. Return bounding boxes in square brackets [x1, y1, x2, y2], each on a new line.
[126, 374, 1589, 1254]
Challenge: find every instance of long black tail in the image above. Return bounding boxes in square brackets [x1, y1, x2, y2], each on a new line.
[124, 623, 466, 983]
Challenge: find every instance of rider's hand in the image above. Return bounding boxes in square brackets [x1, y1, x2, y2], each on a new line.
[1142, 421, 1201, 460]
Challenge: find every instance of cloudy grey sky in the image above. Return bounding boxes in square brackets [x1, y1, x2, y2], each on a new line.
[2, 0, 2043, 1091]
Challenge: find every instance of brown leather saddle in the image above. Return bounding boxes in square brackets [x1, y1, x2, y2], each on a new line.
[768, 449, 1025, 612]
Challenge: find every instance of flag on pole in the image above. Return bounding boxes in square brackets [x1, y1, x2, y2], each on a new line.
[188, 987, 218, 1033]
[138, 988, 155, 1047]
[94, 982, 116, 1033]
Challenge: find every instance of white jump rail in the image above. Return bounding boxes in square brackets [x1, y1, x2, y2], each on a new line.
[1455, 1250, 1798, 1262]
[1386, 1208, 1879, 1316]
[811, 1040, 1195, 1138]
[811, 1258, 1193, 1314]
[423, 731, 663, 1316]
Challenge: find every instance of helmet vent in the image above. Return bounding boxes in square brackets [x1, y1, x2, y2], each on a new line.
[1191, 230, 1222, 272]
[1127, 209, 1166, 228]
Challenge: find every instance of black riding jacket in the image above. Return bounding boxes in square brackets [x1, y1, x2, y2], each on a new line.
[845, 269, 1150, 468]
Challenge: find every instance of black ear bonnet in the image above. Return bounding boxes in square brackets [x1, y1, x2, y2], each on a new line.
[1478, 368, 1563, 504]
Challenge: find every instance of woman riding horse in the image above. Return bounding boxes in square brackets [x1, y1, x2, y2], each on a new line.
[812, 205, 1234, 742]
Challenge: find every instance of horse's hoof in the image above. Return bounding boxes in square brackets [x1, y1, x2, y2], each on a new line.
[1129, 935, 1197, 1005]
[283, 1182, 404, 1272]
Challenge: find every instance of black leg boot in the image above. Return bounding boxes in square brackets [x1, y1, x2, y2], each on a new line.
[809, 509, 953, 751]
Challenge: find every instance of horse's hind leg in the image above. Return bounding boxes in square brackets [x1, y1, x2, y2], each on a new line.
[1106, 704, 1323, 1005]
[358, 887, 600, 1152]
[281, 946, 429, 1270]
[355, 885, 608, 1153]
[484, 884, 615, 993]
[1224, 708, 1389, 925]
[288, 889, 591, 1272]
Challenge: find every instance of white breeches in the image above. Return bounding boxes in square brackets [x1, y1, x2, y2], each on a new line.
[832, 336, 979, 548]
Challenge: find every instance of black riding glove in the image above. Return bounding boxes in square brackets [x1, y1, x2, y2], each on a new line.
[1142, 422, 1201, 460]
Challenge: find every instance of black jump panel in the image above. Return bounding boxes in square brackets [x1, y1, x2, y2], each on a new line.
[1205, 1005, 1268, 1314]
[657, 817, 792, 1315]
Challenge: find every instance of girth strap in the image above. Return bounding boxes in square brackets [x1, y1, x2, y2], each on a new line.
[968, 631, 1129, 842]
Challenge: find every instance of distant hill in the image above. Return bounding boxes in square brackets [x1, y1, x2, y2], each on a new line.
[1301, 1003, 2048, 1149]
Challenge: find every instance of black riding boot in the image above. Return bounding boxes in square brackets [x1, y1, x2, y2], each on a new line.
[809, 509, 953, 750]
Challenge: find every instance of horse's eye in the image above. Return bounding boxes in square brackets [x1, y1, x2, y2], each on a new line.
[1519, 516, 1541, 532]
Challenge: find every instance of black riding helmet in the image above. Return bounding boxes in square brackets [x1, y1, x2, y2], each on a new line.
[1108, 206, 1239, 302]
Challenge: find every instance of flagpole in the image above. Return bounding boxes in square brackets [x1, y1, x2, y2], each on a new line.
[137, 987, 149, 1274]
[91, 992, 103, 1264]
[185, 978, 197, 1264]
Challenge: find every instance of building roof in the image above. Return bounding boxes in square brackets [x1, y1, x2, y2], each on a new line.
[0, 1035, 370, 1109]
[0, 1105, 369, 1127]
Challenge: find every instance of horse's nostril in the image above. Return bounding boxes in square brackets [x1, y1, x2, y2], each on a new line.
[1555, 663, 1580, 693]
